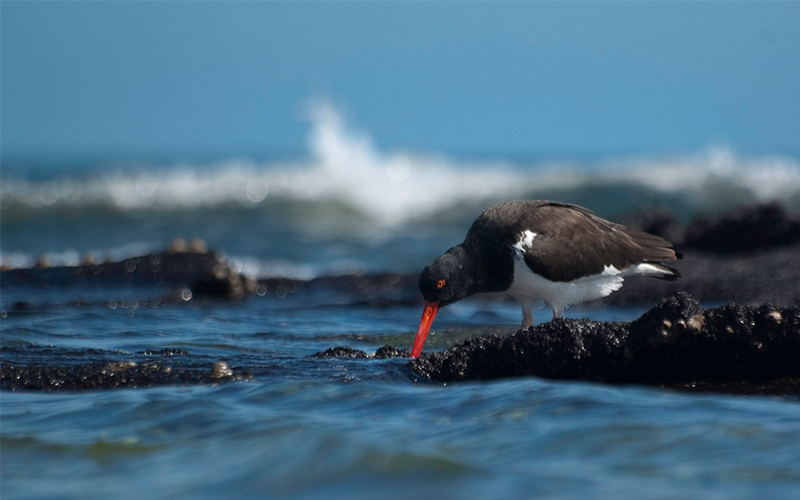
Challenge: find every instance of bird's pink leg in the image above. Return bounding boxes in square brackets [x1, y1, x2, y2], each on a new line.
[521, 307, 534, 329]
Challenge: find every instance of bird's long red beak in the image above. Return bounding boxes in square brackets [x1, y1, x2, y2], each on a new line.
[411, 301, 440, 358]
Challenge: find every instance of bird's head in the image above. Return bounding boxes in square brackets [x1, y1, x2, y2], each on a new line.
[418, 250, 473, 307]
[411, 247, 474, 358]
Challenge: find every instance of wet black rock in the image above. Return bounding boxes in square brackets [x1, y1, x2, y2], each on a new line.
[623, 202, 800, 255]
[0, 246, 248, 297]
[310, 347, 369, 359]
[190, 260, 257, 299]
[609, 203, 800, 307]
[0, 345, 251, 391]
[407, 320, 629, 383]
[139, 348, 191, 356]
[602, 242, 800, 308]
[409, 293, 800, 395]
[210, 361, 234, 379]
[374, 346, 411, 359]
[682, 202, 800, 254]
[0, 361, 249, 391]
[309, 345, 410, 359]
[623, 295, 800, 386]
[4, 203, 800, 308]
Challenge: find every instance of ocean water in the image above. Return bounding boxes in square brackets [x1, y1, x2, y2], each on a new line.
[3, 102, 799, 276]
[3, 292, 800, 500]
[3, 104, 800, 499]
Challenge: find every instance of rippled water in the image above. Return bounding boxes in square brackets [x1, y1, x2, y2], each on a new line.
[3, 103, 800, 498]
[3, 285, 800, 500]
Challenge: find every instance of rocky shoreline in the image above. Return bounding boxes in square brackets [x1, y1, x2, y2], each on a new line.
[408, 293, 800, 395]
[4, 292, 798, 395]
[3, 202, 800, 308]
[2, 202, 800, 394]
[0, 349, 250, 392]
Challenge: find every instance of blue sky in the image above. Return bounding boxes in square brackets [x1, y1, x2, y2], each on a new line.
[2, 1, 799, 161]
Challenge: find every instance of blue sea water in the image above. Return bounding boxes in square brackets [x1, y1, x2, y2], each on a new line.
[2, 105, 800, 499]
[2, 294, 800, 500]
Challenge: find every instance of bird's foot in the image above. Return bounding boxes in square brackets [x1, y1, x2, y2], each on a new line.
[521, 310, 534, 329]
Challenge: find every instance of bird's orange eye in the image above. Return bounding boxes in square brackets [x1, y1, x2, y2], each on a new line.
[437, 279, 446, 289]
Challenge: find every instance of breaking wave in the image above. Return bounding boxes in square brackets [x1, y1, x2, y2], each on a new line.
[3, 100, 799, 276]
[3, 101, 799, 228]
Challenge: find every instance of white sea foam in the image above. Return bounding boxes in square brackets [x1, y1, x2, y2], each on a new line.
[3, 105, 799, 277]
[2, 101, 799, 227]
[599, 147, 800, 204]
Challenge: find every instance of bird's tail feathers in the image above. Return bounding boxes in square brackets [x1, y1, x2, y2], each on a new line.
[647, 263, 681, 281]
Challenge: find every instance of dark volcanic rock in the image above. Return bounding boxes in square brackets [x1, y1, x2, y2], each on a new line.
[624, 295, 800, 386]
[310, 345, 410, 359]
[1, 247, 253, 299]
[4, 203, 800, 308]
[682, 202, 800, 254]
[190, 259, 257, 299]
[410, 293, 800, 395]
[601, 243, 800, 308]
[623, 202, 800, 255]
[374, 346, 411, 359]
[311, 347, 369, 359]
[609, 202, 800, 307]
[1, 361, 250, 391]
[409, 320, 630, 383]
[139, 348, 191, 356]
[0, 345, 251, 391]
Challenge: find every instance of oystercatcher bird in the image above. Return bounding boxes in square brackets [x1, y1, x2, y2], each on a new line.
[411, 200, 681, 357]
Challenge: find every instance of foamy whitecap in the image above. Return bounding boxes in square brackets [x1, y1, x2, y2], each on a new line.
[2, 100, 798, 225]
[3, 101, 800, 277]
[298, 101, 527, 225]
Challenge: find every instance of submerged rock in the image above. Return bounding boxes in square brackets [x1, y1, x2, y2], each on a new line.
[0, 345, 251, 391]
[682, 202, 800, 254]
[0, 362, 249, 391]
[409, 293, 800, 395]
[311, 347, 369, 359]
[4, 204, 800, 308]
[190, 260, 257, 299]
[210, 361, 234, 379]
[0, 245, 246, 296]
[310, 345, 411, 359]
[373, 346, 411, 359]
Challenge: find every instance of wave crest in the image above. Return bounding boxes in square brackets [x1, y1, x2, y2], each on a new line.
[2, 101, 799, 227]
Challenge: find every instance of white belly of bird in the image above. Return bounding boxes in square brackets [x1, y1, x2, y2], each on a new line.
[506, 257, 666, 317]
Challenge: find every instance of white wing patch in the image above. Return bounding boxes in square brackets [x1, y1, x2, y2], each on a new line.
[506, 260, 672, 320]
[512, 230, 537, 257]
[601, 265, 622, 276]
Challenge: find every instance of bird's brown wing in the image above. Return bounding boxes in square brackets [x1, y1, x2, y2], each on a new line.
[517, 203, 678, 283]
